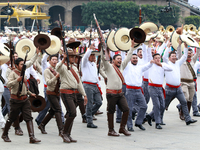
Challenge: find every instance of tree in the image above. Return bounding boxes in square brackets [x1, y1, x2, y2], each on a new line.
[185, 16, 200, 27]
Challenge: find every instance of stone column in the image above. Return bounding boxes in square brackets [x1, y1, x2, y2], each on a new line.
[65, 7, 72, 30]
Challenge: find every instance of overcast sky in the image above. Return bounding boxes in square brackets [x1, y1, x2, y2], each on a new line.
[188, 0, 200, 7]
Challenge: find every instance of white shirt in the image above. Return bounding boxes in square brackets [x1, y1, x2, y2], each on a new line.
[194, 61, 200, 76]
[148, 63, 172, 85]
[143, 46, 152, 79]
[1, 64, 8, 86]
[41, 53, 50, 85]
[163, 47, 188, 86]
[125, 62, 152, 87]
[81, 48, 99, 83]
[0, 79, 4, 92]
[25, 66, 39, 80]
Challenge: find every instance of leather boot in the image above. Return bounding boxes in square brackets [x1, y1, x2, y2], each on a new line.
[1, 120, 12, 142]
[26, 120, 41, 143]
[187, 102, 192, 113]
[62, 117, 74, 143]
[119, 111, 131, 136]
[38, 113, 53, 134]
[179, 107, 185, 121]
[107, 113, 119, 136]
[54, 112, 64, 136]
[13, 115, 23, 136]
[67, 121, 77, 142]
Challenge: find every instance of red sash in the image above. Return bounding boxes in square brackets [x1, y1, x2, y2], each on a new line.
[83, 81, 102, 95]
[126, 85, 144, 94]
[112, 65, 125, 84]
[13, 69, 28, 90]
[148, 83, 166, 99]
[166, 83, 180, 88]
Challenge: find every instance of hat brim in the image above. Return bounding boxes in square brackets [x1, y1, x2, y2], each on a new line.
[114, 27, 131, 51]
[0, 43, 10, 56]
[66, 41, 81, 49]
[0, 56, 9, 65]
[79, 51, 101, 57]
[28, 95, 46, 112]
[180, 34, 200, 48]
[106, 30, 118, 52]
[45, 35, 61, 55]
[170, 31, 185, 51]
[34, 34, 51, 50]
[129, 28, 146, 43]
[139, 22, 158, 34]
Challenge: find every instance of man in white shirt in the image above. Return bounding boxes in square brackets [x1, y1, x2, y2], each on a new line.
[125, 54, 153, 131]
[0, 69, 6, 130]
[147, 53, 173, 129]
[81, 44, 102, 128]
[162, 42, 197, 125]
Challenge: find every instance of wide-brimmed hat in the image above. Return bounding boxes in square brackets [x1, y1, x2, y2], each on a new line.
[144, 33, 158, 45]
[0, 55, 9, 65]
[113, 27, 131, 51]
[0, 43, 10, 56]
[180, 34, 200, 48]
[170, 31, 185, 51]
[139, 22, 158, 34]
[33, 33, 51, 50]
[129, 28, 146, 43]
[66, 38, 81, 49]
[106, 30, 118, 52]
[45, 35, 61, 55]
[15, 39, 36, 61]
[29, 95, 46, 112]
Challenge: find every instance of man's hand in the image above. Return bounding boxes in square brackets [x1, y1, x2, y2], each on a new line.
[150, 60, 155, 64]
[131, 39, 135, 48]
[37, 79, 40, 84]
[167, 41, 172, 48]
[184, 42, 188, 48]
[155, 61, 162, 67]
[17, 76, 23, 82]
[56, 73, 60, 78]
[89, 44, 95, 50]
[84, 96, 88, 105]
[148, 39, 153, 47]
[31, 93, 36, 98]
[36, 47, 41, 54]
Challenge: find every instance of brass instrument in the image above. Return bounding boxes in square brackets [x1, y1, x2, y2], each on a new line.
[188, 24, 196, 32]
[166, 25, 175, 33]
[159, 25, 165, 33]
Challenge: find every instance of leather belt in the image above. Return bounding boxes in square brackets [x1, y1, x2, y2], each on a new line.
[60, 89, 79, 94]
[106, 89, 122, 94]
[10, 94, 27, 100]
[166, 83, 180, 88]
[181, 78, 194, 83]
[46, 90, 60, 96]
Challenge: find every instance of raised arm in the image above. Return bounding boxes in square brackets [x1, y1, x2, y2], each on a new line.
[163, 42, 172, 64]
[82, 44, 94, 67]
[178, 43, 188, 66]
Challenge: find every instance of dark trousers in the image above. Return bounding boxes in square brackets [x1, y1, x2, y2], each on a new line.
[2, 88, 10, 116]
[47, 94, 62, 115]
[106, 92, 129, 114]
[9, 98, 33, 123]
[76, 93, 85, 115]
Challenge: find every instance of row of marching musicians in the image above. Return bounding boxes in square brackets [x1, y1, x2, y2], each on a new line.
[0, 22, 200, 144]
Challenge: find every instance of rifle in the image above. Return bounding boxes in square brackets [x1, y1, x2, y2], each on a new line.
[17, 50, 28, 97]
[36, 18, 40, 34]
[93, 14, 110, 60]
[59, 14, 70, 70]
[9, 40, 14, 69]
[89, 21, 92, 47]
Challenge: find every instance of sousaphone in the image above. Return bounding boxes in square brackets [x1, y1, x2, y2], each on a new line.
[45, 35, 61, 55]
[34, 33, 51, 50]
[15, 39, 36, 61]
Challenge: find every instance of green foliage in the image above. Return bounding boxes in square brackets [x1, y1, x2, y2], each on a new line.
[185, 16, 200, 27]
[81, 1, 180, 28]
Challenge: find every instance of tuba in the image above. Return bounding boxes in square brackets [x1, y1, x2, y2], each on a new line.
[15, 39, 36, 61]
[188, 24, 196, 32]
[166, 25, 175, 33]
[159, 25, 165, 33]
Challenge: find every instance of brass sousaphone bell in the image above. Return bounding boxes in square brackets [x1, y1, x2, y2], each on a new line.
[34, 33, 51, 50]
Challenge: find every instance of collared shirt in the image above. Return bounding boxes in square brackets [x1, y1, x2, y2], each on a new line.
[41, 53, 50, 85]
[125, 62, 152, 87]
[7, 69, 32, 96]
[81, 48, 99, 83]
[194, 61, 200, 76]
[1, 64, 8, 85]
[56, 62, 86, 96]
[163, 47, 188, 86]
[101, 47, 136, 90]
[148, 63, 173, 85]
[25, 65, 39, 80]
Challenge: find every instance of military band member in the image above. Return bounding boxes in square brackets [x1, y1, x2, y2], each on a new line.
[101, 39, 136, 136]
[1, 57, 41, 143]
[162, 42, 197, 125]
[56, 49, 87, 143]
[38, 55, 64, 139]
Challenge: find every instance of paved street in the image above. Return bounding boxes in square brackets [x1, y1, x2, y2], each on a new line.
[1, 75, 200, 150]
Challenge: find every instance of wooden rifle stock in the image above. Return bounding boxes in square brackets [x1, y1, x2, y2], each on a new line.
[17, 51, 28, 97]
[59, 14, 70, 70]
[36, 18, 40, 34]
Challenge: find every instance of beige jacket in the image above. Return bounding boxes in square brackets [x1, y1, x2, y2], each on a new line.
[44, 66, 58, 92]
